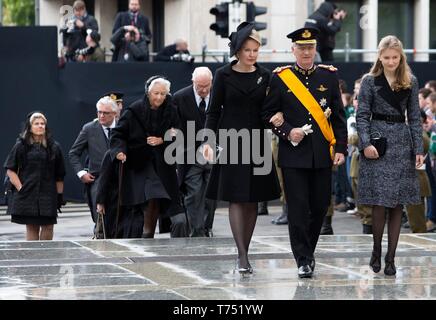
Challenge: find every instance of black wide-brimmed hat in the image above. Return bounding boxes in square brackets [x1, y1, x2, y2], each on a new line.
[228, 21, 261, 57]
[286, 27, 319, 44]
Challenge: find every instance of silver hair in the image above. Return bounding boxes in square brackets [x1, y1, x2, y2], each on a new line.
[191, 67, 213, 81]
[146, 78, 171, 94]
[96, 96, 118, 112]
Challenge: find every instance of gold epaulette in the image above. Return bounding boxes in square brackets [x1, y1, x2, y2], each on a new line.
[317, 64, 338, 72]
[273, 65, 292, 74]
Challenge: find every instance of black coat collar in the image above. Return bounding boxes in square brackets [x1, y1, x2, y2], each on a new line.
[374, 73, 410, 114]
[128, 95, 173, 136]
[222, 61, 269, 94]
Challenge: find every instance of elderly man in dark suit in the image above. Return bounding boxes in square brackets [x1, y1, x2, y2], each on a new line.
[173, 67, 217, 237]
[69, 96, 118, 226]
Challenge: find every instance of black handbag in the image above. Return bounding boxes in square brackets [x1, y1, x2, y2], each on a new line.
[370, 136, 387, 157]
[362, 132, 386, 159]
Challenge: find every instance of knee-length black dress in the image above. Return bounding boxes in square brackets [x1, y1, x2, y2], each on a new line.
[4, 138, 66, 225]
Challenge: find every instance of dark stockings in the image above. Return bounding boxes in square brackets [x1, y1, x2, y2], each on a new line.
[143, 200, 160, 238]
[371, 205, 403, 261]
[229, 202, 257, 269]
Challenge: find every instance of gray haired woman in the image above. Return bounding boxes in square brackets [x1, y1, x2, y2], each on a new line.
[106, 76, 187, 238]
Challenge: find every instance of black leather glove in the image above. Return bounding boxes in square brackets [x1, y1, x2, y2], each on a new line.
[57, 193, 65, 213]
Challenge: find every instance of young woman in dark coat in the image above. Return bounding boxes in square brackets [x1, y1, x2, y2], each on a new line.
[105, 76, 187, 238]
[357, 36, 423, 276]
[202, 22, 281, 274]
[4, 112, 66, 240]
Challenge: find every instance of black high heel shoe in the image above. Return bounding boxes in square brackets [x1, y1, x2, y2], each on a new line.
[247, 262, 253, 274]
[384, 259, 396, 276]
[234, 258, 251, 274]
[369, 251, 381, 273]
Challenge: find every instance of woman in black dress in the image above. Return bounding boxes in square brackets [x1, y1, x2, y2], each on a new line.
[4, 112, 66, 240]
[107, 76, 187, 238]
[203, 22, 281, 273]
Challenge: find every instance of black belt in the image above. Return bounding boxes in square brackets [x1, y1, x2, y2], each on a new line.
[372, 112, 405, 123]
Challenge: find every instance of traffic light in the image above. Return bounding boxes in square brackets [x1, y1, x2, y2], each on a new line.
[246, 2, 267, 31]
[210, 3, 229, 38]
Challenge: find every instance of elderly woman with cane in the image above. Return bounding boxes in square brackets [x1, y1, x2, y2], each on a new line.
[97, 76, 187, 238]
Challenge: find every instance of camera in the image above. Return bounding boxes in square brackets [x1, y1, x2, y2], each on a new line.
[75, 46, 92, 57]
[171, 53, 195, 63]
[66, 17, 77, 33]
[129, 30, 136, 39]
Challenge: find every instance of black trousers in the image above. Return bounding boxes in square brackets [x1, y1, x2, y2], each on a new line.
[282, 167, 332, 267]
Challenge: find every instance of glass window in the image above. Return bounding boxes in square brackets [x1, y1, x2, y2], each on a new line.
[378, 0, 414, 55]
[332, 0, 362, 62]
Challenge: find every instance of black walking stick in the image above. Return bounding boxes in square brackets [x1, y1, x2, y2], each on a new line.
[114, 160, 124, 238]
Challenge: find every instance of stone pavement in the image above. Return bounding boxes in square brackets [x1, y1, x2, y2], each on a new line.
[1, 203, 435, 300]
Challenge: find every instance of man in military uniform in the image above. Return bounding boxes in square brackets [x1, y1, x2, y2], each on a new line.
[261, 27, 347, 278]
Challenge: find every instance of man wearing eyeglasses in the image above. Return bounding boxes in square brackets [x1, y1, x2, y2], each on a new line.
[69, 96, 118, 227]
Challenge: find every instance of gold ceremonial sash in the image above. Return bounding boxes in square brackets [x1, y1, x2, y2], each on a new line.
[277, 68, 336, 159]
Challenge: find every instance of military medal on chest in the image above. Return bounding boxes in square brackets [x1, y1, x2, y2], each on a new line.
[319, 98, 332, 118]
[319, 98, 327, 107]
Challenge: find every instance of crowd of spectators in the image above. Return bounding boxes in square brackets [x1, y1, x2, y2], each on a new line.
[60, 0, 193, 64]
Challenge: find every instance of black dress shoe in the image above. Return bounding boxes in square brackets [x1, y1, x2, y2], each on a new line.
[298, 265, 313, 278]
[384, 259, 396, 276]
[320, 216, 333, 235]
[369, 251, 381, 273]
[310, 259, 316, 272]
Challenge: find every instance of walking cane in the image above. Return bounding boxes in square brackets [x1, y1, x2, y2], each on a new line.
[114, 160, 124, 238]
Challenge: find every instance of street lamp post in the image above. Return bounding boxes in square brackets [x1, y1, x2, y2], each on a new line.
[35, 0, 40, 26]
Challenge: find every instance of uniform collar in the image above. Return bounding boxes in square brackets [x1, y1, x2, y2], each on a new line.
[294, 63, 317, 76]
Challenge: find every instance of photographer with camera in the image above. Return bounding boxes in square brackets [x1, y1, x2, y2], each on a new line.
[112, 0, 152, 62]
[111, 25, 149, 62]
[76, 30, 105, 63]
[304, 2, 347, 62]
[60, 0, 99, 62]
[155, 39, 194, 63]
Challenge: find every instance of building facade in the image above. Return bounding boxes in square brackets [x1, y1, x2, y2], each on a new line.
[39, 0, 434, 62]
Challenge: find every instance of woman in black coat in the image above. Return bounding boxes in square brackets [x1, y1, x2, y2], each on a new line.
[357, 36, 423, 276]
[203, 22, 281, 274]
[4, 112, 66, 240]
[107, 76, 187, 238]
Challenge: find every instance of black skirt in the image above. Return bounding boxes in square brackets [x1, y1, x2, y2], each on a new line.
[11, 215, 57, 225]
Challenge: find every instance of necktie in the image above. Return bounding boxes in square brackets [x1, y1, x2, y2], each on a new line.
[199, 99, 206, 124]
[106, 127, 111, 140]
